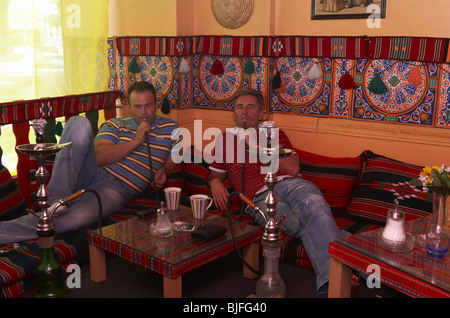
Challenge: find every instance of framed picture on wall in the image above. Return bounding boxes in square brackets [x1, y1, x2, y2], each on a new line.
[311, 0, 386, 20]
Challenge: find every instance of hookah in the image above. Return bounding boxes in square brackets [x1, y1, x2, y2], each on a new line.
[144, 131, 174, 238]
[16, 119, 102, 297]
[236, 121, 292, 298]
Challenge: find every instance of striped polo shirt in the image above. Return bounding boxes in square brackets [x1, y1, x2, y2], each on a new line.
[209, 127, 297, 200]
[95, 116, 181, 198]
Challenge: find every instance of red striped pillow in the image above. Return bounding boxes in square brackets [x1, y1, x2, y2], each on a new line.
[0, 165, 28, 221]
[296, 148, 362, 212]
[344, 151, 432, 225]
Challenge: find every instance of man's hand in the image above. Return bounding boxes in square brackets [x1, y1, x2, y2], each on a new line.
[136, 120, 151, 145]
[209, 173, 229, 210]
[153, 157, 177, 189]
[154, 167, 167, 189]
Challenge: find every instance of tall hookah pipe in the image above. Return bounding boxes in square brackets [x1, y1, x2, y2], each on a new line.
[241, 121, 288, 243]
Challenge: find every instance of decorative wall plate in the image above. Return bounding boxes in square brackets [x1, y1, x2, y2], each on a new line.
[211, 0, 254, 29]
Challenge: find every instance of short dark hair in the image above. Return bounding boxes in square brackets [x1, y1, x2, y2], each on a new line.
[127, 81, 157, 104]
[233, 87, 265, 111]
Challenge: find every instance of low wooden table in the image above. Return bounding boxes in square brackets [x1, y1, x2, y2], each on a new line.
[88, 205, 262, 298]
[328, 216, 450, 298]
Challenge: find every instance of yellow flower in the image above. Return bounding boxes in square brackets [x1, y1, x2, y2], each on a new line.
[422, 166, 432, 176]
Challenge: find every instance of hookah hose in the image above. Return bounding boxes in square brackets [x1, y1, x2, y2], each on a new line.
[226, 191, 262, 276]
[145, 132, 161, 203]
[225, 146, 261, 275]
[53, 189, 103, 230]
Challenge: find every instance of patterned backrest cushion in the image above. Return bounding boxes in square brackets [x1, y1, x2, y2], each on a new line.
[0, 165, 28, 221]
[183, 146, 241, 210]
[296, 148, 362, 214]
[344, 150, 432, 225]
[183, 146, 212, 196]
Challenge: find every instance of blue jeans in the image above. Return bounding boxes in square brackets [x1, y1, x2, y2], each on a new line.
[249, 177, 350, 292]
[0, 117, 131, 244]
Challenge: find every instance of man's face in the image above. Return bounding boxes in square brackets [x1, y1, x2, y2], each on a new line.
[233, 94, 264, 129]
[128, 90, 157, 125]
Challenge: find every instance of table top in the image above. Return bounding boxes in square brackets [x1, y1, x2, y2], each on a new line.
[329, 216, 450, 298]
[88, 206, 262, 279]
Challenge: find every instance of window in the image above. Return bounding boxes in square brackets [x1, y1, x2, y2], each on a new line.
[0, 0, 109, 174]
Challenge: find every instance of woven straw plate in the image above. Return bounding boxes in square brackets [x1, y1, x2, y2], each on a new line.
[211, 0, 254, 29]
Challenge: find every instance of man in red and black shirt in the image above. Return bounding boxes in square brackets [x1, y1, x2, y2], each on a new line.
[209, 87, 349, 294]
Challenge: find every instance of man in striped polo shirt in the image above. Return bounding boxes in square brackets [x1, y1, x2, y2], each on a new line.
[0, 81, 181, 244]
[208, 87, 349, 294]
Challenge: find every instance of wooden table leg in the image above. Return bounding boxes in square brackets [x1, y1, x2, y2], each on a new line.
[242, 241, 259, 279]
[328, 256, 352, 298]
[163, 275, 182, 298]
[89, 244, 107, 282]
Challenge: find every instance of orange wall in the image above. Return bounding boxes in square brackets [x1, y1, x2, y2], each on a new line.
[276, 0, 450, 37]
[108, 0, 450, 167]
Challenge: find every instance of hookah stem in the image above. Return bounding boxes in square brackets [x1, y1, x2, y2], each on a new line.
[227, 191, 262, 276]
[145, 132, 160, 203]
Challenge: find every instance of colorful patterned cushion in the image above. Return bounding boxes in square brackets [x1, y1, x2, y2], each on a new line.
[344, 150, 432, 225]
[0, 165, 28, 221]
[0, 229, 89, 298]
[183, 147, 245, 210]
[296, 148, 362, 214]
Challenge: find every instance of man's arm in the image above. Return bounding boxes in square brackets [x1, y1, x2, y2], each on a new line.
[94, 138, 140, 166]
[208, 170, 229, 210]
[277, 153, 300, 176]
[95, 120, 150, 166]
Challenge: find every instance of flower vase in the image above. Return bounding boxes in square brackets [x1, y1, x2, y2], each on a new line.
[425, 192, 450, 258]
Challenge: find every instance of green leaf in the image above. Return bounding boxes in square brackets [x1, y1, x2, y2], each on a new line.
[436, 170, 450, 194]
[409, 178, 424, 187]
[431, 169, 443, 187]
[441, 172, 450, 191]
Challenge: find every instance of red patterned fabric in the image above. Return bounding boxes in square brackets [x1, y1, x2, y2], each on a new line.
[88, 216, 262, 279]
[195, 36, 274, 57]
[369, 36, 450, 63]
[275, 36, 367, 59]
[329, 219, 450, 298]
[0, 91, 122, 125]
[0, 166, 27, 221]
[345, 151, 432, 225]
[0, 230, 89, 298]
[296, 148, 362, 212]
[115, 35, 450, 63]
[116, 36, 193, 56]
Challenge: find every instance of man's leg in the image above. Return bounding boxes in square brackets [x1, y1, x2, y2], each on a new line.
[53, 169, 130, 233]
[0, 117, 101, 244]
[47, 116, 97, 203]
[0, 169, 130, 244]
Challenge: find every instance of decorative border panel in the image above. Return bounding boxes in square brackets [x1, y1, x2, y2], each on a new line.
[109, 36, 450, 129]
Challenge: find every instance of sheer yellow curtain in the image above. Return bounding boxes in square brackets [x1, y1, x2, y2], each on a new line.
[61, 0, 109, 94]
[0, 0, 109, 102]
[0, 0, 108, 174]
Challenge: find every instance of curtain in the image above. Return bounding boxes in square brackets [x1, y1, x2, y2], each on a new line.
[0, 0, 109, 103]
[0, 0, 109, 175]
